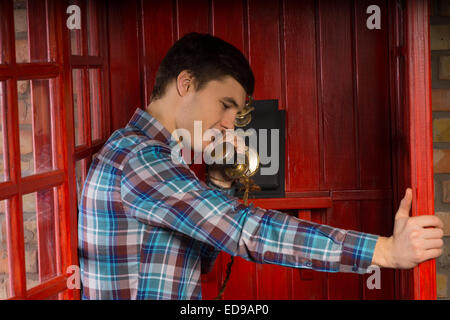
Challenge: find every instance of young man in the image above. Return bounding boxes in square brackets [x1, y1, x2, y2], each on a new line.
[78, 32, 444, 300]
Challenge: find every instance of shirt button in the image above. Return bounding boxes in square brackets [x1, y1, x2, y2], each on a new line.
[352, 264, 358, 272]
[305, 261, 312, 267]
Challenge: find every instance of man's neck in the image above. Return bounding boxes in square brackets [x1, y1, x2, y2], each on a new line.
[145, 99, 176, 134]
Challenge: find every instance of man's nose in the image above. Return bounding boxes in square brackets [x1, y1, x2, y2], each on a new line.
[220, 114, 235, 130]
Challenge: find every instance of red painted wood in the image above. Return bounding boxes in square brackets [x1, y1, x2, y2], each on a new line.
[4, 0, 27, 295]
[211, 0, 245, 52]
[141, 0, 175, 105]
[291, 209, 327, 299]
[246, 0, 290, 300]
[27, 1, 49, 62]
[248, 0, 282, 103]
[319, 0, 357, 190]
[354, 0, 391, 190]
[245, 197, 332, 210]
[177, 0, 210, 38]
[387, 0, 413, 300]
[107, 1, 142, 131]
[405, 0, 436, 300]
[284, 0, 320, 192]
[326, 201, 361, 300]
[360, 199, 395, 300]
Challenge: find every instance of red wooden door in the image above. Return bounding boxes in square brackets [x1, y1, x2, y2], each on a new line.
[106, 0, 436, 300]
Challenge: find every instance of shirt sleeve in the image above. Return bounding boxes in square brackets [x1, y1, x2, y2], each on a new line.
[120, 145, 379, 274]
[198, 174, 236, 274]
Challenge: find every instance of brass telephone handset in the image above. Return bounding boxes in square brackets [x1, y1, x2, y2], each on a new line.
[213, 96, 260, 300]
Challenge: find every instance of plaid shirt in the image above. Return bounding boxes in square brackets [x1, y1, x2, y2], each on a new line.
[78, 108, 379, 300]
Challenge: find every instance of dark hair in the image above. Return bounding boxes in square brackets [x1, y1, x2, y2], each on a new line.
[150, 32, 254, 101]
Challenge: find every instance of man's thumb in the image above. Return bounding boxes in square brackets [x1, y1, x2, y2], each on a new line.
[395, 188, 412, 220]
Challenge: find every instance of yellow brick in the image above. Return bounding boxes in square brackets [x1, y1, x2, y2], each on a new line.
[439, 56, 450, 80]
[23, 219, 36, 243]
[437, 273, 448, 298]
[0, 248, 8, 274]
[433, 89, 450, 111]
[17, 80, 29, 96]
[21, 158, 33, 176]
[15, 39, 29, 63]
[434, 118, 450, 142]
[435, 212, 450, 236]
[19, 128, 33, 155]
[25, 248, 37, 274]
[18, 99, 32, 125]
[0, 215, 7, 246]
[0, 159, 5, 181]
[22, 193, 35, 213]
[0, 277, 10, 300]
[431, 25, 450, 50]
[434, 149, 450, 173]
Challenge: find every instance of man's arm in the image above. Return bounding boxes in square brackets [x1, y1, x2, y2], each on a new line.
[121, 144, 380, 274]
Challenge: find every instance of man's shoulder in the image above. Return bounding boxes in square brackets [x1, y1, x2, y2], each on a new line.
[96, 127, 172, 170]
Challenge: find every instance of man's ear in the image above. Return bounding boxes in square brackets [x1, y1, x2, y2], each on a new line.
[176, 70, 194, 97]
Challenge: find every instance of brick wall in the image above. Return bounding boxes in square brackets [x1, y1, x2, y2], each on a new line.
[431, 0, 450, 300]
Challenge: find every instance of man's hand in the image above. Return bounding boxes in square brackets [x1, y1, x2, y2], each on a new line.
[372, 188, 444, 269]
[206, 130, 247, 188]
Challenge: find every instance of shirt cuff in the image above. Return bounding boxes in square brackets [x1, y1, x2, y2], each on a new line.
[339, 230, 379, 274]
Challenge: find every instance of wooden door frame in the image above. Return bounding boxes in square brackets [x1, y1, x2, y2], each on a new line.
[392, 0, 436, 300]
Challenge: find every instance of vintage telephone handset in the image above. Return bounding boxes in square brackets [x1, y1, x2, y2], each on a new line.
[212, 96, 261, 300]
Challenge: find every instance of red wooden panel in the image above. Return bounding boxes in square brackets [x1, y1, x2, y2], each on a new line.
[200, 250, 223, 300]
[283, 0, 320, 192]
[86, 0, 100, 56]
[0, 0, 10, 64]
[355, 0, 391, 190]
[319, 0, 357, 189]
[405, 0, 435, 300]
[177, 0, 210, 38]
[247, 197, 332, 210]
[108, 1, 143, 131]
[246, 0, 289, 300]
[360, 199, 395, 300]
[291, 209, 327, 299]
[211, 0, 245, 52]
[247, 0, 282, 102]
[26, 1, 49, 62]
[141, 0, 175, 105]
[326, 201, 361, 299]
[221, 254, 257, 300]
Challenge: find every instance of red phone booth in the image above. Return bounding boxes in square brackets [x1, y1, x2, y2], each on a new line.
[0, 0, 438, 299]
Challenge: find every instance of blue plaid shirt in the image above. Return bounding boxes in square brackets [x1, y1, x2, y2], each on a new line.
[78, 108, 379, 300]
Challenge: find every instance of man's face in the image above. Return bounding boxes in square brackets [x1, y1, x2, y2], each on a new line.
[175, 75, 247, 153]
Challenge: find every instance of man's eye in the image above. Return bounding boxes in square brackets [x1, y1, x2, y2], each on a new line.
[222, 102, 230, 109]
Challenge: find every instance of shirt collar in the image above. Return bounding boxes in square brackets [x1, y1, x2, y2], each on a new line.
[127, 108, 178, 148]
